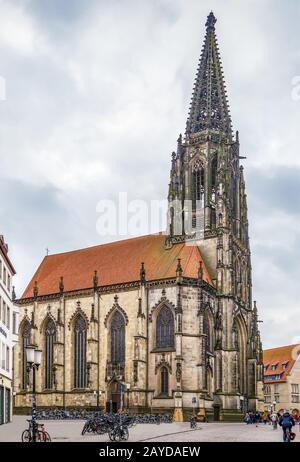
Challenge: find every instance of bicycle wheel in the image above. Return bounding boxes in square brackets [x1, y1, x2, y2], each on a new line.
[121, 427, 129, 441]
[43, 431, 51, 442]
[114, 429, 122, 442]
[81, 421, 89, 436]
[109, 430, 116, 441]
[21, 430, 31, 442]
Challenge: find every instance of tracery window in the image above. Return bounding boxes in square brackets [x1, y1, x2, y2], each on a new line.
[45, 318, 56, 389]
[156, 306, 174, 350]
[192, 167, 205, 211]
[161, 367, 169, 396]
[74, 315, 87, 389]
[111, 311, 125, 364]
[22, 320, 31, 389]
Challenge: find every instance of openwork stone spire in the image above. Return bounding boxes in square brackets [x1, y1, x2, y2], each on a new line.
[185, 12, 232, 139]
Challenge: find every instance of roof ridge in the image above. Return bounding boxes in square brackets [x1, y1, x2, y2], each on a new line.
[43, 232, 166, 259]
[264, 343, 299, 352]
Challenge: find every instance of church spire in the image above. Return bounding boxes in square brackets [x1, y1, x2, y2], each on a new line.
[186, 12, 232, 140]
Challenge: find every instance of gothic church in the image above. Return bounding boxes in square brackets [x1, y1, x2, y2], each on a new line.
[14, 12, 264, 421]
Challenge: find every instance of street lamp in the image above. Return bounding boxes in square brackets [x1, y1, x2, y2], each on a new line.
[26, 345, 42, 442]
[192, 397, 196, 416]
[240, 395, 245, 413]
[126, 383, 130, 412]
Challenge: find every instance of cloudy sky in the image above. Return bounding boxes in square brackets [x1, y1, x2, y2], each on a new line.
[0, 0, 299, 348]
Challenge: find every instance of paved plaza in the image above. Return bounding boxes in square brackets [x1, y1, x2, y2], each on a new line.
[0, 416, 299, 442]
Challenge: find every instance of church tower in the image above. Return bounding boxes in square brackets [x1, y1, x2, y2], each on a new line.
[166, 12, 264, 413]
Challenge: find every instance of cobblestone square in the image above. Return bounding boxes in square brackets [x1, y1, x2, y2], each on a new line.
[0, 416, 299, 442]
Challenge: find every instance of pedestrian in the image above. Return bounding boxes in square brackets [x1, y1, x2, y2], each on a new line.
[270, 412, 278, 430]
[279, 409, 295, 442]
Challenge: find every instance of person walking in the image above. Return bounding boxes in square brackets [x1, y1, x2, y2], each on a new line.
[262, 411, 269, 425]
[279, 410, 295, 442]
[270, 412, 278, 430]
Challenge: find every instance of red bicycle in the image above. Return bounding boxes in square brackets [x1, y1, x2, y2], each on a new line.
[22, 419, 51, 442]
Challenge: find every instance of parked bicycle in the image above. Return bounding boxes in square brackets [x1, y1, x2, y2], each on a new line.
[21, 419, 51, 442]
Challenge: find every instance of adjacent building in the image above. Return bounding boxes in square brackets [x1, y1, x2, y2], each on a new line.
[13, 12, 264, 421]
[263, 344, 300, 419]
[0, 234, 18, 424]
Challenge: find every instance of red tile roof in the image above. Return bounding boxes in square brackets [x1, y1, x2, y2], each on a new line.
[263, 344, 300, 382]
[21, 233, 213, 299]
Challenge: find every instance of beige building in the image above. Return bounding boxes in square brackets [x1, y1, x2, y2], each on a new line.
[0, 234, 18, 425]
[13, 12, 264, 421]
[263, 344, 300, 419]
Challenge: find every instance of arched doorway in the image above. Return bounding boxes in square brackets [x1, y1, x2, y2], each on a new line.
[107, 381, 124, 413]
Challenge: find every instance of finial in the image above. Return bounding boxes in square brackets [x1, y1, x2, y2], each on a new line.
[33, 281, 38, 299]
[59, 276, 64, 295]
[114, 294, 119, 304]
[177, 133, 182, 145]
[206, 11, 217, 31]
[93, 270, 99, 291]
[57, 307, 61, 324]
[198, 261, 203, 280]
[140, 262, 146, 285]
[12, 286, 16, 301]
[76, 300, 81, 310]
[176, 258, 183, 282]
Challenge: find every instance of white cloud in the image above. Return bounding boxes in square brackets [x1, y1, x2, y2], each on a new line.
[0, 0, 299, 349]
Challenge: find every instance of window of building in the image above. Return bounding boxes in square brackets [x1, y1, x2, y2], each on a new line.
[6, 306, 10, 329]
[292, 384, 299, 394]
[192, 166, 205, 211]
[6, 346, 9, 372]
[2, 301, 6, 325]
[12, 312, 17, 334]
[22, 321, 31, 389]
[282, 362, 289, 370]
[45, 318, 56, 389]
[7, 274, 11, 292]
[160, 366, 169, 396]
[110, 311, 125, 364]
[3, 267, 6, 285]
[271, 363, 278, 371]
[156, 306, 174, 350]
[264, 385, 271, 395]
[74, 315, 87, 389]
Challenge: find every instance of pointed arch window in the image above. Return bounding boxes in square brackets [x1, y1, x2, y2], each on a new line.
[161, 367, 169, 396]
[211, 156, 217, 203]
[192, 167, 205, 211]
[45, 318, 56, 389]
[111, 311, 125, 364]
[74, 315, 87, 389]
[156, 306, 174, 350]
[22, 320, 31, 390]
[203, 311, 212, 353]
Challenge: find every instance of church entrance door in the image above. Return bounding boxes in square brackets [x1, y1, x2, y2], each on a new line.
[213, 404, 220, 421]
[107, 381, 123, 413]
